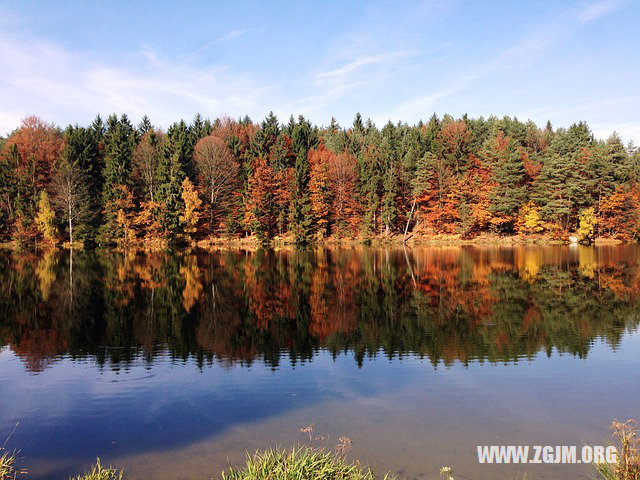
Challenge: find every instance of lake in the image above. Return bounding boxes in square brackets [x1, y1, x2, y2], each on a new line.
[1, 246, 639, 479]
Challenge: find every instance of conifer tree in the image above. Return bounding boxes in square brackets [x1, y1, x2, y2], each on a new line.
[99, 114, 136, 244]
[490, 144, 527, 229]
[156, 122, 192, 241]
[61, 125, 102, 243]
[291, 115, 318, 245]
[137, 115, 153, 136]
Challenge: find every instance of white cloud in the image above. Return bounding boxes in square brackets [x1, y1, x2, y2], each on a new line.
[388, 0, 631, 124]
[0, 32, 268, 134]
[579, 0, 628, 22]
[316, 50, 415, 83]
[592, 122, 640, 144]
[214, 29, 248, 44]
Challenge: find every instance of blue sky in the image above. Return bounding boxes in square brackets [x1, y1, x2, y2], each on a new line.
[0, 0, 638, 142]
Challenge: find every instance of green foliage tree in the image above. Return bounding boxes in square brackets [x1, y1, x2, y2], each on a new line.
[490, 145, 527, 230]
[99, 114, 136, 244]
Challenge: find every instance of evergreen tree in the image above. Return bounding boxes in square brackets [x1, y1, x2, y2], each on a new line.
[379, 137, 398, 238]
[533, 153, 573, 228]
[156, 122, 192, 241]
[62, 125, 103, 244]
[291, 115, 318, 245]
[490, 144, 527, 229]
[99, 114, 136, 244]
[137, 115, 153, 137]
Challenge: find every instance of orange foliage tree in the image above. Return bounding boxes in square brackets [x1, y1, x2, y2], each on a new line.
[308, 145, 333, 237]
[599, 186, 639, 240]
[244, 158, 279, 243]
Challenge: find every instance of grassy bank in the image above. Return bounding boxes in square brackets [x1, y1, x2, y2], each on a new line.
[0, 446, 388, 480]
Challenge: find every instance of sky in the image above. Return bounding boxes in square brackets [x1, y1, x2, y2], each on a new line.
[0, 0, 639, 143]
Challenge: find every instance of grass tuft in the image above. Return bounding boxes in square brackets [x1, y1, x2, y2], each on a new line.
[221, 446, 392, 480]
[0, 448, 26, 480]
[69, 458, 123, 480]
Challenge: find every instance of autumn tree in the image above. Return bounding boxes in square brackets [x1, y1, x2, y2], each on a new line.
[50, 147, 91, 247]
[109, 185, 136, 246]
[515, 202, 545, 235]
[577, 207, 597, 244]
[598, 186, 638, 240]
[413, 152, 459, 233]
[34, 190, 57, 247]
[133, 129, 165, 203]
[329, 151, 359, 234]
[193, 135, 239, 232]
[308, 145, 333, 237]
[457, 155, 494, 237]
[245, 157, 278, 245]
[2, 116, 63, 243]
[180, 178, 203, 242]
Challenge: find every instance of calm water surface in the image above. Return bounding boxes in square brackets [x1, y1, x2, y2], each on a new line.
[1, 246, 639, 479]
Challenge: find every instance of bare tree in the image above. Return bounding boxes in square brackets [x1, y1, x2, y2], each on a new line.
[194, 135, 239, 231]
[133, 129, 165, 203]
[50, 154, 90, 247]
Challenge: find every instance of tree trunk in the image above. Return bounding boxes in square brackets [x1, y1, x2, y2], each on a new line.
[68, 202, 73, 247]
[404, 197, 417, 244]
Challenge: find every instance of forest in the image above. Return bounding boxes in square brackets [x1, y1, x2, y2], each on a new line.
[0, 112, 638, 248]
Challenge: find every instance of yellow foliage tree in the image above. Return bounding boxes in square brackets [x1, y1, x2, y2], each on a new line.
[110, 185, 136, 246]
[180, 178, 203, 240]
[34, 190, 57, 247]
[515, 201, 544, 235]
[577, 207, 597, 244]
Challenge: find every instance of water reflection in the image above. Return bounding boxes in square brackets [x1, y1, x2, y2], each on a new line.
[1, 245, 639, 372]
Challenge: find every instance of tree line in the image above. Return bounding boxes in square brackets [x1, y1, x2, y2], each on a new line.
[0, 112, 638, 248]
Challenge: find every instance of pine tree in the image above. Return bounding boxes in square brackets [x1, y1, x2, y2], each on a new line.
[533, 153, 573, 228]
[137, 115, 153, 136]
[379, 138, 398, 238]
[61, 125, 103, 244]
[490, 145, 527, 230]
[99, 114, 136, 244]
[291, 115, 318, 245]
[156, 125, 189, 241]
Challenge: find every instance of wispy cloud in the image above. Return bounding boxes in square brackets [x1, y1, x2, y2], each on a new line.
[579, 0, 629, 22]
[0, 32, 268, 134]
[389, 0, 630, 122]
[214, 29, 248, 44]
[316, 50, 415, 83]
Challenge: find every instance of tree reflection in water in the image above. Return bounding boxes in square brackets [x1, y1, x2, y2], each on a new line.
[1, 245, 639, 373]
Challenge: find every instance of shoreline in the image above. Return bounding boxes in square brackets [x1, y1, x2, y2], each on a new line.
[0, 234, 628, 252]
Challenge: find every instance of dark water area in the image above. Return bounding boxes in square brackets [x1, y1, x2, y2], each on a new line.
[1, 246, 639, 479]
